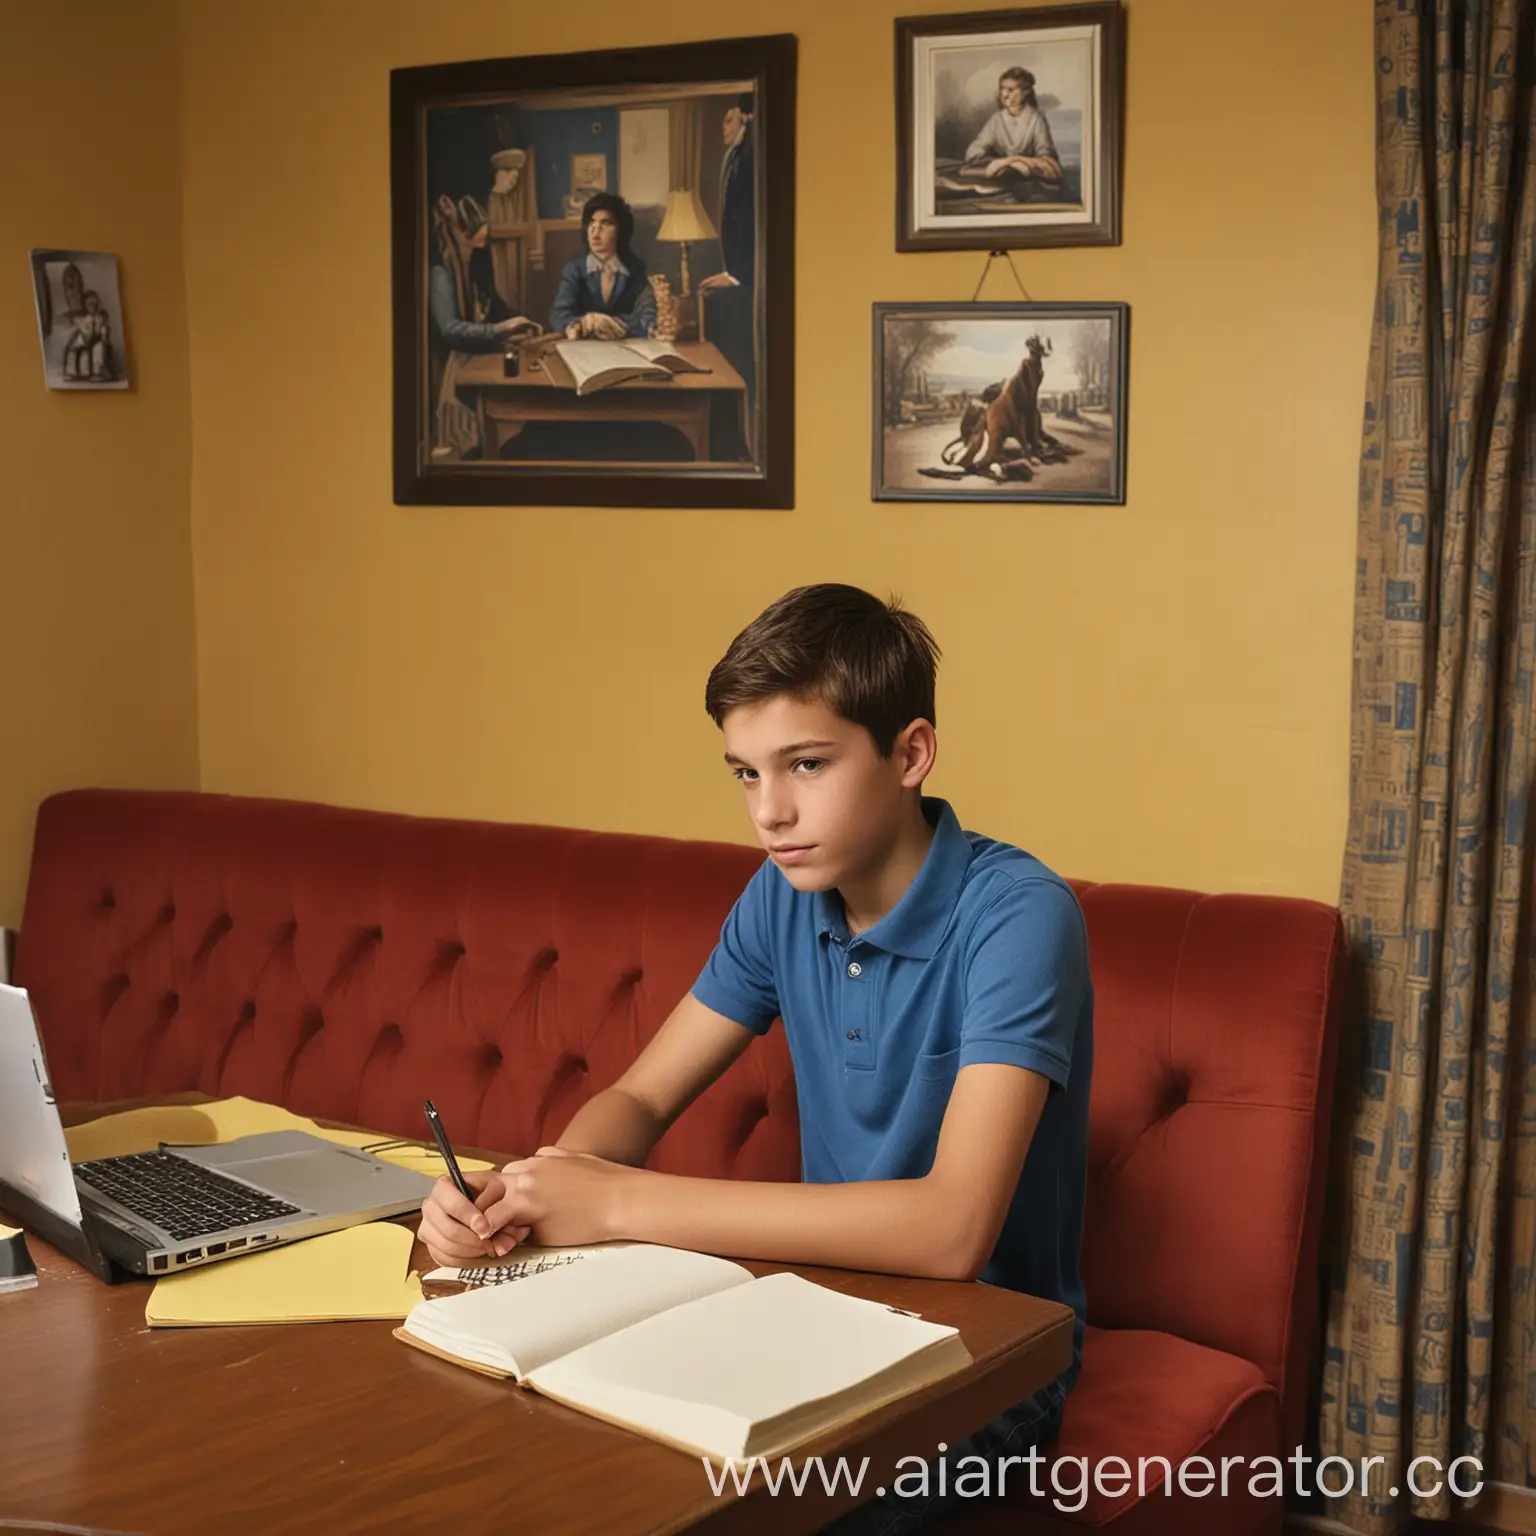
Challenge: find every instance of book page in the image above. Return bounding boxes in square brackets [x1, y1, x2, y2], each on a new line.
[619, 340, 705, 371]
[423, 1241, 634, 1288]
[525, 1272, 971, 1462]
[400, 1244, 752, 1380]
[553, 340, 667, 393]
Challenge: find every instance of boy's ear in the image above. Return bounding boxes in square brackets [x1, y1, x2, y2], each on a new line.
[896, 719, 937, 788]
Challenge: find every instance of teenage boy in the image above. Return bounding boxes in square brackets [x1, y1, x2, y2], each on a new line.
[420, 584, 1093, 1529]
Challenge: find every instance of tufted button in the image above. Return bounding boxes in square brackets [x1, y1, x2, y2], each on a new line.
[215, 913, 233, 933]
[623, 968, 643, 986]
[161, 903, 176, 925]
[164, 991, 179, 1013]
[377, 1022, 403, 1049]
[100, 891, 116, 909]
[572, 1057, 588, 1074]
[365, 925, 383, 943]
[482, 1043, 503, 1069]
[535, 947, 559, 970]
[238, 999, 256, 1021]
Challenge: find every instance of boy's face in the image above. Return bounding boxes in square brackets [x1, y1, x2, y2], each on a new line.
[721, 694, 927, 893]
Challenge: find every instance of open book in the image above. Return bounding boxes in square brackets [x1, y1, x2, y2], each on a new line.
[543, 339, 707, 396]
[395, 1245, 972, 1463]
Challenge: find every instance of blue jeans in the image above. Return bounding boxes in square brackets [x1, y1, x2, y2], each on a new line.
[817, 1365, 1076, 1535]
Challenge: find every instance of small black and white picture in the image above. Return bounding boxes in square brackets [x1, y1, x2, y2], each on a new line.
[30, 249, 130, 391]
[896, 3, 1123, 250]
[873, 301, 1128, 504]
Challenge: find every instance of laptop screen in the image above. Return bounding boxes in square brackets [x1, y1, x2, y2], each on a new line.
[0, 983, 85, 1230]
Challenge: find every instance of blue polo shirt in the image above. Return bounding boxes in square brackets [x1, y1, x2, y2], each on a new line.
[691, 796, 1092, 1370]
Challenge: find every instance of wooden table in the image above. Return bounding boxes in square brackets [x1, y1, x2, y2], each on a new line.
[454, 342, 746, 463]
[0, 1102, 1073, 1535]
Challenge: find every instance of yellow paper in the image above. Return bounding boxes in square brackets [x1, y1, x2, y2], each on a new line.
[63, 1097, 495, 1176]
[145, 1222, 423, 1326]
[64, 1096, 323, 1162]
[0, 1225, 17, 1240]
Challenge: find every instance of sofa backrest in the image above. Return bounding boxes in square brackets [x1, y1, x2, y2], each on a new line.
[16, 790, 1343, 1451]
[15, 790, 798, 1182]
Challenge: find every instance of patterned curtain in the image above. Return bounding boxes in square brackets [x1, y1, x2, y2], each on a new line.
[1321, 0, 1536, 1529]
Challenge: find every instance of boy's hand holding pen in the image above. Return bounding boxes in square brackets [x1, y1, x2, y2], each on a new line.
[419, 1100, 530, 1264]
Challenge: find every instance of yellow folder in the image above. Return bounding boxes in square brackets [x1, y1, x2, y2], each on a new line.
[145, 1221, 424, 1326]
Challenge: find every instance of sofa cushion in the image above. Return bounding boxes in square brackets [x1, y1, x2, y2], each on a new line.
[937, 1326, 1281, 1534]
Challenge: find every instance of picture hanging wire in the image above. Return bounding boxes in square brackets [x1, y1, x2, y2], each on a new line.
[970, 249, 1034, 303]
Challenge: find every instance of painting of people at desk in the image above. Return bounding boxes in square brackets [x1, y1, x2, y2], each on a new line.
[896, 3, 1123, 251]
[420, 83, 763, 474]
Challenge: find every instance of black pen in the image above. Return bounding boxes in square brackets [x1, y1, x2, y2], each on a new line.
[422, 1099, 475, 1203]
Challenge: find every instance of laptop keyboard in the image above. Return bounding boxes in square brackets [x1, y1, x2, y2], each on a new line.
[75, 1151, 302, 1242]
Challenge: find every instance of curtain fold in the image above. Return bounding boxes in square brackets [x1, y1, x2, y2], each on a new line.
[1322, 0, 1536, 1528]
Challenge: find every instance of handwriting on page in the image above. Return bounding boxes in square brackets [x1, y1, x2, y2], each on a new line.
[439, 1252, 589, 1288]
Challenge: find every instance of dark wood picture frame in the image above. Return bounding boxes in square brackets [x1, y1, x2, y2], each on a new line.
[872, 301, 1129, 504]
[391, 34, 796, 508]
[895, 2, 1123, 252]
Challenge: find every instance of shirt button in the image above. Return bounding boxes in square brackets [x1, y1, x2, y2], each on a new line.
[847, 962, 862, 978]
[845, 1029, 861, 1041]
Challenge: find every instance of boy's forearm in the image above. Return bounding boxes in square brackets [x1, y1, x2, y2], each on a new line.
[555, 1087, 668, 1167]
[609, 1170, 988, 1282]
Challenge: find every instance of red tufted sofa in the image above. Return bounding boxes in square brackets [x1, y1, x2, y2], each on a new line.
[15, 789, 1344, 1536]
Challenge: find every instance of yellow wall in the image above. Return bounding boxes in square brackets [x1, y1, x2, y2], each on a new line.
[0, 0, 200, 926]
[177, 0, 1373, 903]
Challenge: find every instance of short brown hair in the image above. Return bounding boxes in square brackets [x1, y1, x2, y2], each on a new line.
[704, 584, 940, 756]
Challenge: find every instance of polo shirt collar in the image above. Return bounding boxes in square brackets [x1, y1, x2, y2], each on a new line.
[815, 797, 971, 960]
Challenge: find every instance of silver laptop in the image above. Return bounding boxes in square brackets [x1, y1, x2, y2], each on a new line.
[0, 982, 437, 1281]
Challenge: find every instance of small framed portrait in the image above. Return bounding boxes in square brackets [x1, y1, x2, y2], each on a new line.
[896, 2, 1124, 251]
[29, 249, 131, 390]
[872, 301, 1129, 504]
[391, 33, 796, 509]
[569, 151, 608, 195]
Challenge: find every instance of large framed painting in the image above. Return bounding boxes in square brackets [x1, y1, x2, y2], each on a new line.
[391, 35, 796, 508]
[872, 301, 1128, 504]
[896, 3, 1123, 251]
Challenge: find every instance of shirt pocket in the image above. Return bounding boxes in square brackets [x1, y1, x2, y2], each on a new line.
[915, 1044, 963, 1084]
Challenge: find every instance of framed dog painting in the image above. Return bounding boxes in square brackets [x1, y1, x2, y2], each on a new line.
[390, 34, 796, 508]
[872, 301, 1128, 504]
[895, 2, 1124, 251]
